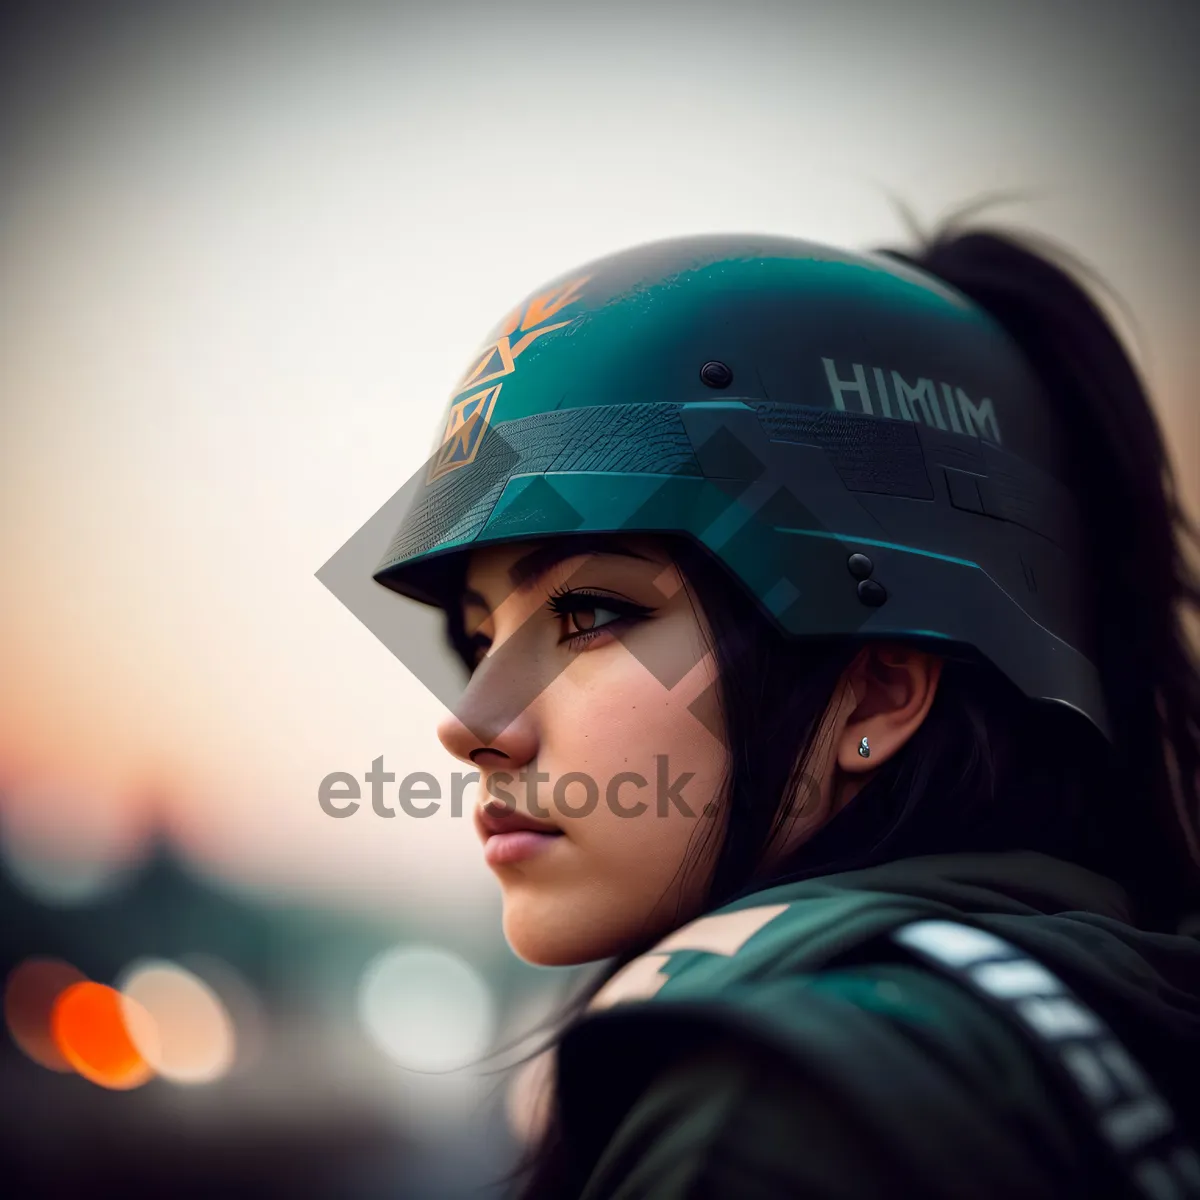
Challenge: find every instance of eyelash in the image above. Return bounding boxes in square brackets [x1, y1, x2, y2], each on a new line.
[462, 588, 655, 668]
[546, 587, 655, 649]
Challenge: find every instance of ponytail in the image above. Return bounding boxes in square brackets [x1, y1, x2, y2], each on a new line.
[879, 217, 1200, 924]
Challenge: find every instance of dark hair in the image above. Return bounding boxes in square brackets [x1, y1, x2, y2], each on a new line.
[878, 216, 1200, 910]
[470, 217, 1200, 1198]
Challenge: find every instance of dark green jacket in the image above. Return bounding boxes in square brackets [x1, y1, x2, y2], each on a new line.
[546, 851, 1200, 1199]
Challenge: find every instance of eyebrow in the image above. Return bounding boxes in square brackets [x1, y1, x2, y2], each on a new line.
[461, 538, 660, 612]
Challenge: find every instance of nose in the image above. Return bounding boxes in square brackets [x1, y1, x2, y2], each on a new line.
[436, 689, 539, 771]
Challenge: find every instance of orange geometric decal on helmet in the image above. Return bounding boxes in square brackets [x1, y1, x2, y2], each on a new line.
[453, 336, 517, 395]
[518, 275, 591, 331]
[451, 273, 593, 397]
[428, 274, 592, 484]
[427, 384, 503, 484]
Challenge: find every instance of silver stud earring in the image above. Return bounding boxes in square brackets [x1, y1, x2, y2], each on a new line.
[858, 736, 871, 759]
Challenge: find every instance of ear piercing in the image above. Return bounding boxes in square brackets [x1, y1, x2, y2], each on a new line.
[858, 736, 871, 759]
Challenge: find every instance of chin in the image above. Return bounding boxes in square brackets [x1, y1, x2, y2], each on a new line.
[501, 896, 631, 967]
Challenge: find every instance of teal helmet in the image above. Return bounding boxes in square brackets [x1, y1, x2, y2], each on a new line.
[373, 233, 1109, 741]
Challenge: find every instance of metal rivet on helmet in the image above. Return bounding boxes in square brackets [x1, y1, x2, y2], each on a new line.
[699, 360, 733, 388]
[857, 579, 887, 607]
[847, 553, 873, 580]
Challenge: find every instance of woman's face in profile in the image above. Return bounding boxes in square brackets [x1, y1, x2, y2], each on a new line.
[436, 536, 729, 965]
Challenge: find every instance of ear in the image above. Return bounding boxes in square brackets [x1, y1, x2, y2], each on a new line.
[834, 643, 943, 774]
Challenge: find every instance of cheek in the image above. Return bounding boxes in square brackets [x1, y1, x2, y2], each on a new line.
[497, 628, 729, 965]
[549, 643, 720, 792]
[545, 645, 727, 836]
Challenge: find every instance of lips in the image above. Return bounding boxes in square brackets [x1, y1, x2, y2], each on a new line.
[475, 801, 563, 843]
[483, 828, 563, 868]
[476, 801, 566, 869]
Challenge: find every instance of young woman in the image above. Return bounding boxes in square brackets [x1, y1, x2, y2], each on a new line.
[374, 217, 1200, 1198]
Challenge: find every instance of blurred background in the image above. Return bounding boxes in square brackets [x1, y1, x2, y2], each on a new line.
[0, 1, 1196, 1196]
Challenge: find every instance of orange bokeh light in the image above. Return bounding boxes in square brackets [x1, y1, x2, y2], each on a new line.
[4, 957, 88, 1072]
[51, 981, 155, 1090]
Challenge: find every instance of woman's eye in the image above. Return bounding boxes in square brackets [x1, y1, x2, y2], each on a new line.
[566, 606, 623, 635]
[545, 590, 653, 646]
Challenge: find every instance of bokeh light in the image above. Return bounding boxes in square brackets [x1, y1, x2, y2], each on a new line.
[177, 952, 265, 1076]
[51, 981, 156, 1090]
[357, 945, 494, 1073]
[0, 830, 136, 908]
[117, 958, 236, 1085]
[4, 957, 88, 1072]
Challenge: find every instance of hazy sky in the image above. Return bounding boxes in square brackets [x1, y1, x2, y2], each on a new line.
[0, 1, 1196, 916]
